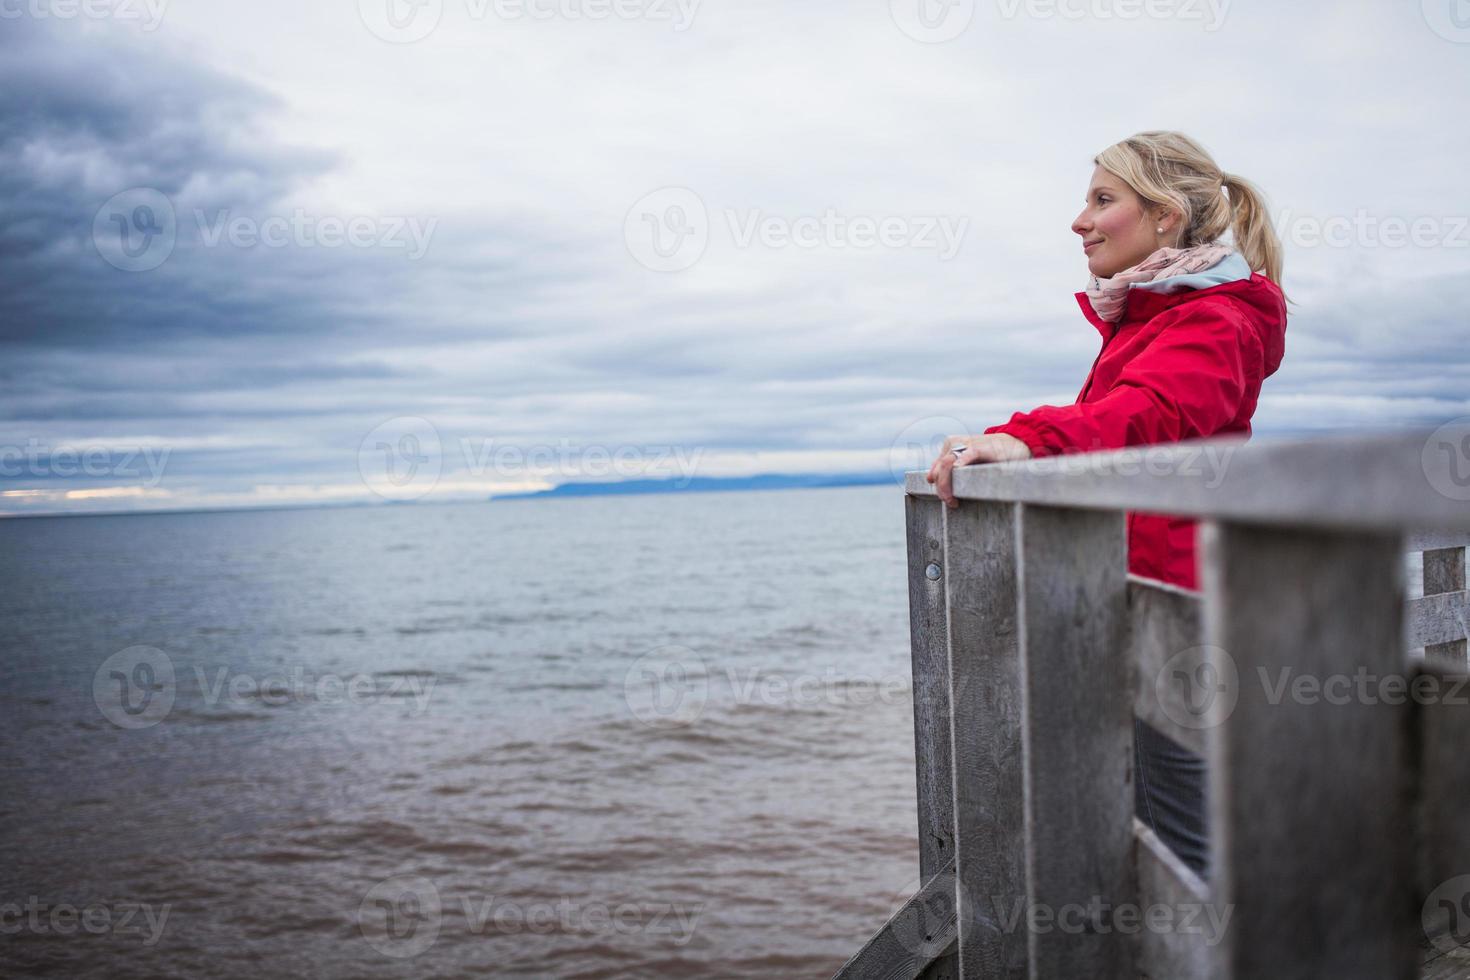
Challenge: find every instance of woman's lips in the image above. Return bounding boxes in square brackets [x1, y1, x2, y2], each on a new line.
[1084, 240, 1102, 253]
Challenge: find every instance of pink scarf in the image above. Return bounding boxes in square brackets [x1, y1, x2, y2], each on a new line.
[1085, 243, 1235, 323]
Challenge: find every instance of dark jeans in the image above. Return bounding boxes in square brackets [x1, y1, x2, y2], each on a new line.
[1133, 716, 1209, 879]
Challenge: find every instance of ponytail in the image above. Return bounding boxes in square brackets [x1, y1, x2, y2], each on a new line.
[1220, 171, 1284, 295]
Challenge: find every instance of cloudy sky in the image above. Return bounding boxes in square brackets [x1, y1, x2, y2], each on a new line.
[3, 0, 1468, 515]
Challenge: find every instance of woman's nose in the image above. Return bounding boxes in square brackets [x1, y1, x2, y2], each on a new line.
[1071, 211, 1091, 236]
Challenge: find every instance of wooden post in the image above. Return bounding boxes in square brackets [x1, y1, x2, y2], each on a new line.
[906, 494, 961, 979]
[1424, 547, 1468, 666]
[1418, 660, 1470, 963]
[1015, 504, 1133, 978]
[942, 499, 1027, 977]
[1202, 521, 1415, 979]
[908, 493, 957, 876]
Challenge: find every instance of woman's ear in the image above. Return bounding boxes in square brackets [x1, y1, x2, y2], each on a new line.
[1150, 206, 1181, 236]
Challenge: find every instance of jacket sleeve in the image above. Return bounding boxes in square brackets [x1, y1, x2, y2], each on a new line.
[984, 299, 1264, 457]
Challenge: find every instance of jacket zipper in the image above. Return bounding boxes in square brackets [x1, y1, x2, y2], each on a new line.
[1078, 324, 1117, 403]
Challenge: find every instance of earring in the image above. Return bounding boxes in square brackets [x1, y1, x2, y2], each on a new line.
[1157, 227, 1164, 233]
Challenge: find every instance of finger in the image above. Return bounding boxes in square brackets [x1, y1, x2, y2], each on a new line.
[954, 446, 987, 467]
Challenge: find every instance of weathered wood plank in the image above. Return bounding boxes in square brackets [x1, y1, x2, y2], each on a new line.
[1127, 576, 1207, 757]
[1410, 590, 1470, 652]
[1410, 530, 1470, 553]
[1417, 660, 1470, 969]
[1202, 521, 1416, 980]
[942, 500, 1027, 978]
[903, 429, 1470, 532]
[907, 494, 957, 877]
[1132, 818, 1220, 980]
[1420, 944, 1470, 980]
[1424, 548, 1468, 665]
[906, 494, 961, 980]
[831, 857, 959, 980]
[1017, 504, 1133, 977]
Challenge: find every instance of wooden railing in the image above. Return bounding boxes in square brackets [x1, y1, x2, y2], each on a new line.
[834, 429, 1470, 980]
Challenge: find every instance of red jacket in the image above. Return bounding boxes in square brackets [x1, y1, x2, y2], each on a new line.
[984, 274, 1288, 590]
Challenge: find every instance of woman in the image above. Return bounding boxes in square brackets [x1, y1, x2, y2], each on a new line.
[925, 131, 1289, 878]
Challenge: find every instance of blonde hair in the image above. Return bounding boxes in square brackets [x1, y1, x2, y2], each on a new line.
[1095, 131, 1285, 299]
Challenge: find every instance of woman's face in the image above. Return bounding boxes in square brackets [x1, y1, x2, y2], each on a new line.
[1072, 164, 1174, 278]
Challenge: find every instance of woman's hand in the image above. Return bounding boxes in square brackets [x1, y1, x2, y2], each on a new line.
[925, 433, 1033, 510]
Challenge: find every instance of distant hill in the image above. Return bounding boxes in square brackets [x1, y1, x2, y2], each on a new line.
[491, 471, 894, 500]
